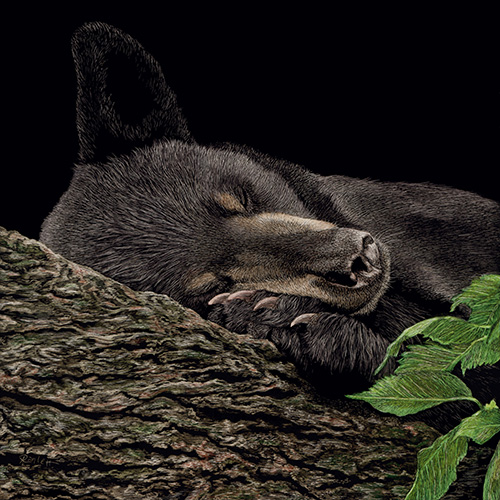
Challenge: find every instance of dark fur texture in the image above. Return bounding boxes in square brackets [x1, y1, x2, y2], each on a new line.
[41, 23, 500, 430]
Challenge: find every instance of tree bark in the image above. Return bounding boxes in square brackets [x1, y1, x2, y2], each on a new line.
[0, 226, 492, 499]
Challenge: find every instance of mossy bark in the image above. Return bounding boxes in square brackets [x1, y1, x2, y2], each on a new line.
[0, 227, 492, 499]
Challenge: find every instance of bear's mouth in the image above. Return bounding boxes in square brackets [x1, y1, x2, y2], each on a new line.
[322, 254, 383, 288]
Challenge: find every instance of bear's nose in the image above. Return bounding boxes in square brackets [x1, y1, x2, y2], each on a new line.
[311, 230, 382, 287]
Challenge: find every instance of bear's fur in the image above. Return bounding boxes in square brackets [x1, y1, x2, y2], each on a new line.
[41, 23, 500, 430]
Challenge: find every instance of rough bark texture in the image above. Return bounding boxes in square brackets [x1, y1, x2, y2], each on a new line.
[0, 226, 493, 499]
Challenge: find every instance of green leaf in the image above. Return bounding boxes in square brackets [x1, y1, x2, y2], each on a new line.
[457, 337, 500, 375]
[405, 399, 500, 500]
[348, 371, 478, 416]
[376, 275, 500, 376]
[489, 320, 500, 345]
[452, 274, 500, 330]
[374, 317, 452, 376]
[454, 401, 500, 445]
[374, 316, 488, 376]
[418, 316, 488, 345]
[405, 430, 469, 500]
[395, 343, 468, 374]
[393, 338, 500, 377]
[484, 439, 500, 500]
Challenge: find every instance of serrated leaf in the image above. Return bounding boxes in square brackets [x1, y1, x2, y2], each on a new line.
[458, 337, 500, 375]
[393, 338, 500, 377]
[375, 317, 453, 376]
[419, 316, 488, 345]
[348, 371, 476, 416]
[374, 316, 488, 377]
[488, 320, 500, 345]
[454, 403, 500, 445]
[452, 274, 500, 329]
[484, 440, 500, 500]
[405, 430, 469, 500]
[395, 343, 468, 374]
[377, 275, 500, 376]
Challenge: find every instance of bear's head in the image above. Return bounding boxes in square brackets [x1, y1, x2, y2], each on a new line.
[41, 23, 390, 316]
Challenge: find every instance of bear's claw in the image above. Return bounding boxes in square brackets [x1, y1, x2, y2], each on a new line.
[253, 296, 279, 311]
[290, 313, 318, 327]
[208, 290, 257, 305]
[208, 292, 231, 305]
[226, 290, 257, 302]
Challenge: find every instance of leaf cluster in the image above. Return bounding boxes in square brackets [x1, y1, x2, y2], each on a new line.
[348, 274, 500, 499]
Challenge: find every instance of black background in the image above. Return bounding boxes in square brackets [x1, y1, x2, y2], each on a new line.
[2, 5, 498, 240]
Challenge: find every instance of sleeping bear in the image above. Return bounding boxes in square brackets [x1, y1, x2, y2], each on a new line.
[41, 22, 500, 428]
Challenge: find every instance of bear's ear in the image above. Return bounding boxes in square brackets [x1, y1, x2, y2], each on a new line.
[72, 22, 193, 163]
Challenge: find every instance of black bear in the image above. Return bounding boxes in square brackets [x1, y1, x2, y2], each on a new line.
[41, 23, 499, 428]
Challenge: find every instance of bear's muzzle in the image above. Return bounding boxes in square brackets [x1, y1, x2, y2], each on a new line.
[224, 213, 390, 314]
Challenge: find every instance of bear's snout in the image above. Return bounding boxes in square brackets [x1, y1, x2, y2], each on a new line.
[225, 215, 390, 313]
[302, 228, 383, 289]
